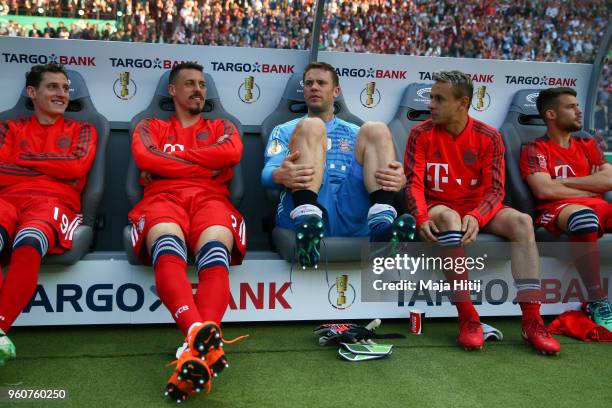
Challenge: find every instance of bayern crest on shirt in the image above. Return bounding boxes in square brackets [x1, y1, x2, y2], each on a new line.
[338, 138, 352, 153]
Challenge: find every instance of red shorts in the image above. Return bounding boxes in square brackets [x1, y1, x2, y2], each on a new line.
[427, 202, 509, 228]
[536, 201, 612, 236]
[0, 194, 82, 255]
[128, 187, 246, 266]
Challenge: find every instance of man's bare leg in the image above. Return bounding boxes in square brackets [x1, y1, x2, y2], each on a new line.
[354, 122, 397, 193]
[355, 122, 414, 241]
[482, 208, 540, 302]
[288, 117, 327, 194]
[483, 208, 561, 355]
[428, 205, 483, 350]
[287, 118, 327, 268]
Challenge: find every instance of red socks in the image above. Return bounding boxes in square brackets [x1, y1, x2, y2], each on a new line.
[194, 265, 230, 325]
[435, 239, 478, 321]
[0, 246, 43, 332]
[194, 241, 231, 326]
[154, 254, 202, 335]
[519, 302, 543, 326]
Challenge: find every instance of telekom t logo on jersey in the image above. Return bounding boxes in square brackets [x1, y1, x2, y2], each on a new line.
[427, 163, 449, 192]
[163, 144, 184, 153]
[554, 165, 576, 179]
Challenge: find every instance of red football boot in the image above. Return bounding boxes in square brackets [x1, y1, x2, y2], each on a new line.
[457, 318, 485, 350]
[187, 321, 249, 377]
[522, 320, 561, 356]
[164, 347, 212, 403]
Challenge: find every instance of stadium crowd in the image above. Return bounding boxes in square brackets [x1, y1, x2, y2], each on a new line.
[0, 0, 608, 63]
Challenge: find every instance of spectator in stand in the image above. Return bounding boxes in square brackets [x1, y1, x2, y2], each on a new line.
[27, 22, 41, 37]
[0, 0, 607, 65]
[0, 1, 10, 16]
[68, 22, 80, 39]
[43, 20, 55, 37]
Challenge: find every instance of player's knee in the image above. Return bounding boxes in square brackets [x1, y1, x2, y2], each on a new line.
[195, 240, 230, 272]
[509, 213, 535, 242]
[197, 225, 233, 249]
[567, 208, 600, 235]
[294, 117, 326, 141]
[12, 227, 49, 257]
[359, 121, 391, 145]
[150, 234, 187, 266]
[147, 222, 184, 242]
[437, 210, 462, 230]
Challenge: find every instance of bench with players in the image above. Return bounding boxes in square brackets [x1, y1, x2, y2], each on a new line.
[0, 62, 610, 403]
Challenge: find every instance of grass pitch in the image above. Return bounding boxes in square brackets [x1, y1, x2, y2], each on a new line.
[1, 318, 611, 408]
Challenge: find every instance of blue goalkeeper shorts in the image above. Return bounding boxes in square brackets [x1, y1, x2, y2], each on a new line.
[276, 160, 370, 237]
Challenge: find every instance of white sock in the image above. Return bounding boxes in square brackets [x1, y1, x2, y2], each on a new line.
[188, 322, 203, 335]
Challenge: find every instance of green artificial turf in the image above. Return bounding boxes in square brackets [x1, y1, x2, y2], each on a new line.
[1, 319, 611, 408]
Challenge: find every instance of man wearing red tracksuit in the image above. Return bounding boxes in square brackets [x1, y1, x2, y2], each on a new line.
[0, 63, 97, 364]
[128, 62, 245, 401]
[404, 70, 560, 355]
[520, 87, 612, 332]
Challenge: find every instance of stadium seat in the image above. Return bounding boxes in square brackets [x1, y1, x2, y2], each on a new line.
[260, 72, 368, 263]
[499, 89, 612, 255]
[388, 83, 506, 251]
[387, 82, 432, 161]
[499, 89, 544, 216]
[123, 71, 244, 265]
[386, 83, 431, 218]
[0, 69, 110, 265]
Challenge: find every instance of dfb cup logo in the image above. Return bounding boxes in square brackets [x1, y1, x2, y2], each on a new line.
[360, 81, 381, 108]
[113, 71, 137, 100]
[267, 139, 283, 156]
[327, 274, 356, 310]
[238, 75, 261, 104]
[336, 275, 348, 306]
[471, 85, 491, 112]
